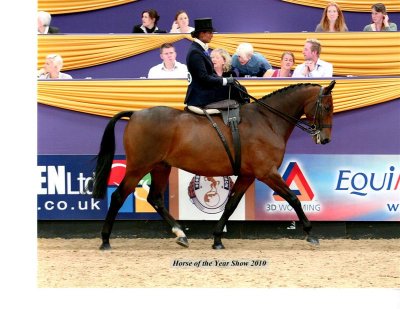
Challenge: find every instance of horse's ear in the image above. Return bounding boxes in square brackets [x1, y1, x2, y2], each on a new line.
[324, 80, 336, 94]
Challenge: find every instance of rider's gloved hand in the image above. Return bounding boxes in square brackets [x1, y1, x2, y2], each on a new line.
[223, 77, 236, 86]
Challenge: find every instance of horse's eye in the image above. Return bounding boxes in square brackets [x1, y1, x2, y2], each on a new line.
[323, 105, 331, 112]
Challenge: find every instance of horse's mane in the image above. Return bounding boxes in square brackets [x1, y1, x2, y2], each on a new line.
[260, 83, 321, 101]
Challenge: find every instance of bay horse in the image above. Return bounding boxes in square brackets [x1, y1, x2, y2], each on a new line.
[92, 81, 336, 250]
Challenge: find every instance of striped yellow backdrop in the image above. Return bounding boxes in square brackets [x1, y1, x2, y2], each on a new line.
[38, 0, 137, 14]
[37, 77, 400, 117]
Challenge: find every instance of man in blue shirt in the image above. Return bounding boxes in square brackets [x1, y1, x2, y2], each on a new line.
[231, 43, 272, 77]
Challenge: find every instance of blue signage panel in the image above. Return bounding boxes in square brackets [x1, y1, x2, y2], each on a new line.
[37, 155, 166, 220]
[254, 155, 400, 221]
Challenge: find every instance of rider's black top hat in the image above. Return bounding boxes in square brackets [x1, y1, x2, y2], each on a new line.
[192, 18, 215, 34]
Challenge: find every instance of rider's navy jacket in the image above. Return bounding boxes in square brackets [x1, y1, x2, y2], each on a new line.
[184, 41, 226, 107]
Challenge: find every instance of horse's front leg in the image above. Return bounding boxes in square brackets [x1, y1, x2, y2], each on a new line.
[261, 171, 319, 246]
[212, 176, 254, 249]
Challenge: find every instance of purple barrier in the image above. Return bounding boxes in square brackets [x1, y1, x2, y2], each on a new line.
[51, 0, 399, 34]
[38, 96, 400, 155]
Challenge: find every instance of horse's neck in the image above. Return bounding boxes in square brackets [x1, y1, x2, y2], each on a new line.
[258, 90, 310, 138]
[262, 91, 308, 120]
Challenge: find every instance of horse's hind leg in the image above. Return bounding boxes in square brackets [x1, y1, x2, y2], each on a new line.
[261, 170, 319, 246]
[147, 163, 188, 248]
[212, 176, 254, 249]
[100, 173, 144, 250]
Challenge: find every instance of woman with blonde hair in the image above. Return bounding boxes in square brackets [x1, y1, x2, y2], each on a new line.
[210, 48, 238, 77]
[210, 48, 248, 102]
[37, 54, 72, 79]
[315, 2, 348, 32]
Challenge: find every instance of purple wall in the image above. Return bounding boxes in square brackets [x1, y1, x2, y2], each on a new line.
[51, 0, 400, 34]
[38, 95, 400, 155]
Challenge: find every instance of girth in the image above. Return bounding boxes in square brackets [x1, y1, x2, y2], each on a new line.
[186, 100, 241, 175]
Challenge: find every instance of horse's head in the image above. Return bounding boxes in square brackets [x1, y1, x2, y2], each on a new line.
[305, 80, 335, 145]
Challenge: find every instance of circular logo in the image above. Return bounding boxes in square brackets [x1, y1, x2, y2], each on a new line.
[188, 176, 234, 214]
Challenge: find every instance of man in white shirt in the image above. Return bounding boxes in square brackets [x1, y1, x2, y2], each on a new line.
[292, 38, 333, 78]
[147, 43, 188, 78]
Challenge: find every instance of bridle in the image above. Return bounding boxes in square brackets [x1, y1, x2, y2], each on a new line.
[310, 87, 333, 137]
[233, 81, 332, 136]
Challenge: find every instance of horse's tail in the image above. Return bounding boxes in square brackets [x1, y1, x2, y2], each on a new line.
[92, 111, 134, 199]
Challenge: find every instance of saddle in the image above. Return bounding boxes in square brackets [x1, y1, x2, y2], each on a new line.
[187, 99, 241, 125]
[186, 99, 241, 175]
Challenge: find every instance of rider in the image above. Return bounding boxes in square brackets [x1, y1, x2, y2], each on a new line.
[184, 18, 238, 108]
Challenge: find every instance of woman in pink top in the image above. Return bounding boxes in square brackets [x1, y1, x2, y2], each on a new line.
[263, 51, 295, 78]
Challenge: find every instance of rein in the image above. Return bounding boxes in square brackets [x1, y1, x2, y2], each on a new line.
[233, 81, 328, 136]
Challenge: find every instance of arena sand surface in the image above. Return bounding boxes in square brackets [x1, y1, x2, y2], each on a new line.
[37, 238, 400, 288]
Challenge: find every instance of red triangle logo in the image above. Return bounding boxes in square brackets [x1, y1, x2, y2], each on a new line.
[273, 162, 314, 201]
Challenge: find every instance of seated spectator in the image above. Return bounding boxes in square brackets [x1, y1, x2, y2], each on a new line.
[210, 48, 238, 77]
[292, 39, 333, 78]
[38, 11, 59, 34]
[315, 2, 348, 32]
[231, 43, 272, 77]
[37, 54, 72, 79]
[363, 3, 397, 31]
[132, 9, 166, 33]
[264, 51, 295, 77]
[170, 10, 195, 33]
[148, 43, 188, 78]
[211, 48, 249, 103]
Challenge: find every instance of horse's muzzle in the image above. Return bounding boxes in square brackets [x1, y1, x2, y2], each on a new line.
[313, 133, 330, 145]
[321, 138, 330, 145]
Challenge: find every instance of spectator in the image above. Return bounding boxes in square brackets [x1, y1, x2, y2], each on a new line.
[292, 39, 333, 78]
[148, 43, 188, 78]
[170, 10, 195, 33]
[211, 48, 249, 103]
[264, 51, 295, 78]
[132, 9, 166, 33]
[315, 2, 348, 32]
[363, 3, 397, 31]
[231, 43, 272, 77]
[38, 11, 59, 34]
[37, 54, 72, 79]
[184, 18, 236, 107]
[210, 48, 238, 77]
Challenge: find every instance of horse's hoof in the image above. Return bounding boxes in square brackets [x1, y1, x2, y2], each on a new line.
[176, 237, 189, 248]
[306, 235, 320, 247]
[212, 243, 225, 250]
[99, 242, 112, 250]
